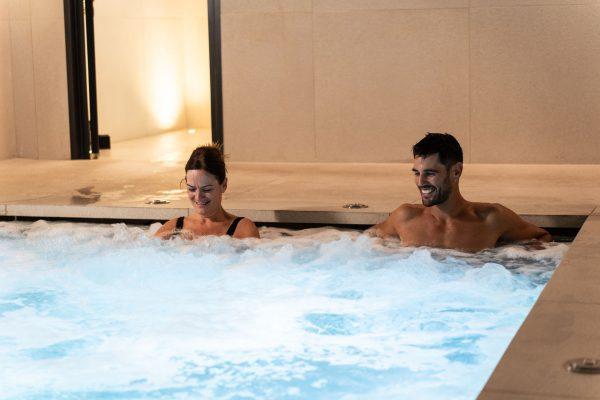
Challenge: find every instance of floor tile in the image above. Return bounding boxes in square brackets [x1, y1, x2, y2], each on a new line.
[484, 301, 600, 398]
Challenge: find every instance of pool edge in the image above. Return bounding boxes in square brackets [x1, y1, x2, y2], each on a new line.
[477, 206, 600, 399]
[1, 203, 587, 229]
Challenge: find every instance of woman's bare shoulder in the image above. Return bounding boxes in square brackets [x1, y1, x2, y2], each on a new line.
[154, 217, 179, 239]
[233, 217, 260, 239]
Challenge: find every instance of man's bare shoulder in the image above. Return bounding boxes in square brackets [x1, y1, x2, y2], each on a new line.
[470, 202, 505, 217]
[471, 202, 551, 243]
[470, 202, 520, 227]
[390, 203, 424, 223]
[367, 204, 423, 239]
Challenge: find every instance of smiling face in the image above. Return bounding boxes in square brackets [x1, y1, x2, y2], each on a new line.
[412, 153, 460, 207]
[185, 169, 227, 216]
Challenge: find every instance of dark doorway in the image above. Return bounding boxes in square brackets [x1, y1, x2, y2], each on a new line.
[63, 0, 223, 160]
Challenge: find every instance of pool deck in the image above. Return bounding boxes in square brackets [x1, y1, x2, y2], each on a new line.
[1, 130, 600, 399]
[478, 208, 600, 400]
[1, 157, 592, 226]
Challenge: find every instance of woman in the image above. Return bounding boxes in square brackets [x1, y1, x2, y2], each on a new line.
[155, 145, 260, 239]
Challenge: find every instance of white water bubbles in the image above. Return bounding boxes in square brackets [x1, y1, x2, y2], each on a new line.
[0, 221, 567, 400]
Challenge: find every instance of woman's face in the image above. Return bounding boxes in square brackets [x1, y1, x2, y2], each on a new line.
[185, 169, 227, 216]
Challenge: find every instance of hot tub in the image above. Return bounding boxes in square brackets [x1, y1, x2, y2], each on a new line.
[0, 220, 567, 399]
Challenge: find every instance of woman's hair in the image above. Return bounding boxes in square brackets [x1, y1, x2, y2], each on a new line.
[185, 144, 227, 184]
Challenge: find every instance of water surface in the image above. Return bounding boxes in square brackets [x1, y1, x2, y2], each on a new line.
[0, 221, 567, 399]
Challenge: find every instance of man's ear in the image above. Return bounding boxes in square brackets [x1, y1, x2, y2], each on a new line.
[452, 162, 463, 180]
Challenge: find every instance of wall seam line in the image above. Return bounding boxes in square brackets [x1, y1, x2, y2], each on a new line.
[225, 8, 468, 15]
[311, 0, 317, 160]
[539, 298, 600, 307]
[471, 3, 597, 9]
[468, 1, 472, 163]
[7, 13, 17, 158]
[143, 17, 149, 138]
[29, 0, 39, 159]
[483, 387, 598, 400]
[181, 16, 190, 134]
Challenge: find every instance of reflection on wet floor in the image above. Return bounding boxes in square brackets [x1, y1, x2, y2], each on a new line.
[70, 187, 101, 205]
[99, 129, 211, 164]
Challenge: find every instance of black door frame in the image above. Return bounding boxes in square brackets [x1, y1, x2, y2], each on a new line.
[85, 0, 100, 155]
[63, 0, 90, 159]
[207, 0, 223, 146]
[63, 0, 223, 159]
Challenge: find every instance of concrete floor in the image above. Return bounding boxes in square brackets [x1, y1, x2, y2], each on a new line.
[1, 130, 598, 227]
[1, 130, 600, 399]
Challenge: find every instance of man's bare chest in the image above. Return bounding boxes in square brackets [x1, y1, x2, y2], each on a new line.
[396, 217, 500, 251]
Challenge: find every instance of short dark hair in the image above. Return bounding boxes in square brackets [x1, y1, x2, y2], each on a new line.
[412, 132, 463, 168]
[185, 144, 227, 183]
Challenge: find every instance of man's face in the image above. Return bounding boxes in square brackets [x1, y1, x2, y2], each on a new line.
[412, 154, 453, 207]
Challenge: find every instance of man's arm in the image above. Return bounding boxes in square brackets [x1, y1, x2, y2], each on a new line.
[494, 204, 552, 243]
[367, 215, 398, 238]
[366, 205, 414, 238]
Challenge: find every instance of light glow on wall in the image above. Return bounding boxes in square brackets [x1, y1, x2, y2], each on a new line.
[183, 7, 212, 130]
[149, 53, 184, 130]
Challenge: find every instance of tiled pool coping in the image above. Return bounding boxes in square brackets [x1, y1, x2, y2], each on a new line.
[0, 204, 588, 229]
[478, 207, 600, 400]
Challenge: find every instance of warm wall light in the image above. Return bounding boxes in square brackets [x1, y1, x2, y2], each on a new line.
[150, 61, 183, 129]
[147, 35, 184, 130]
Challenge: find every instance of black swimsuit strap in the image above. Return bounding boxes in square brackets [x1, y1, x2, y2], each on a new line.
[226, 217, 244, 237]
[175, 216, 185, 230]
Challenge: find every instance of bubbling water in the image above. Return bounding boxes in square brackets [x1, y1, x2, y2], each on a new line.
[0, 221, 567, 399]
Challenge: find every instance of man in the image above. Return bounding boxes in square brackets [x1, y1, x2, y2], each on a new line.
[370, 133, 551, 252]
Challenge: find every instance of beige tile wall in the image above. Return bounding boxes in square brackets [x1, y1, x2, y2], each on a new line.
[222, 0, 600, 163]
[471, 3, 600, 163]
[9, 17, 37, 159]
[221, 0, 312, 13]
[2, 0, 70, 160]
[220, 0, 314, 161]
[31, 15, 70, 160]
[221, 10, 316, 161]
[0, 1, 9, 19]
[0, 13, 16, 160]
[314, 0, 468, 12]
[314, 8, 469, 162]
